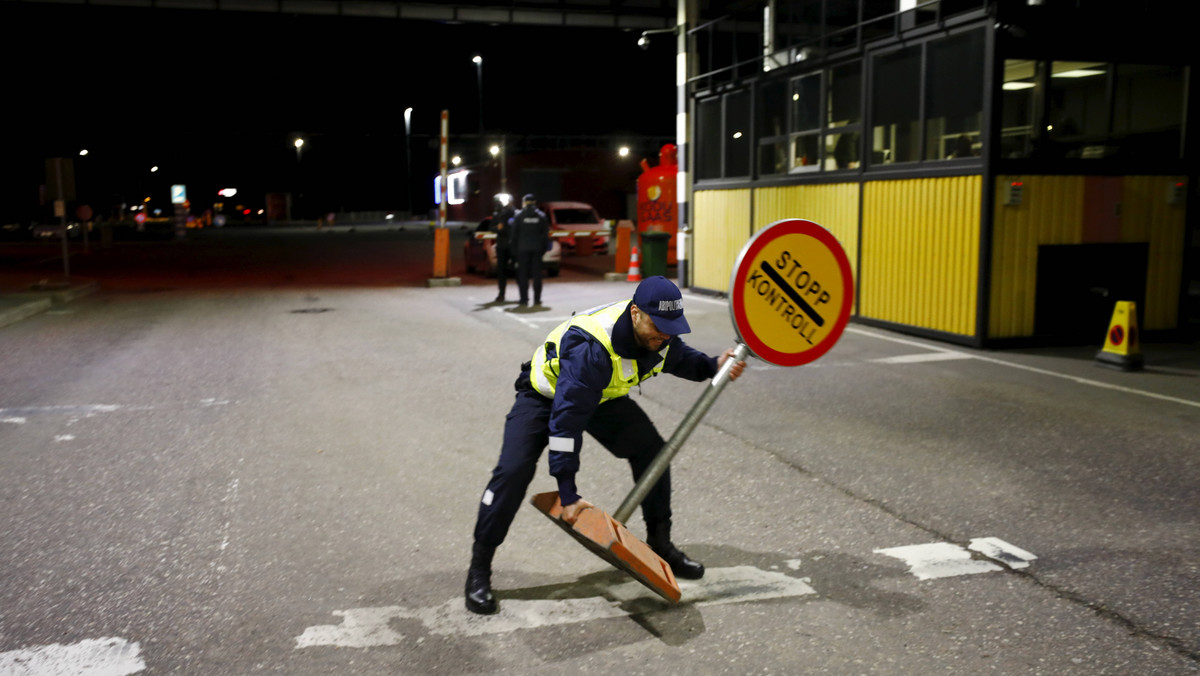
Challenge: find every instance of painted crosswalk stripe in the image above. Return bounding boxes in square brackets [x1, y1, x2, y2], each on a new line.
[0, 637, 145, 675]
[295, 565, 817, 649]
[875, 537, 1037, 580]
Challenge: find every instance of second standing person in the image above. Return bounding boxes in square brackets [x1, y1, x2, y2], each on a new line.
[509, 194, 549, 307]
[492, 201, 517, 303]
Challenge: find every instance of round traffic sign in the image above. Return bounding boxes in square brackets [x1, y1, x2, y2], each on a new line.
[729, 219, 854, 367]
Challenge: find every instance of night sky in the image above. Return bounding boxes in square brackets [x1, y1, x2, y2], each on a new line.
[1, 3, 676, 220]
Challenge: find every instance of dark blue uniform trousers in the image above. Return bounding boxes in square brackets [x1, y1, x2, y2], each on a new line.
[514, 250, 543, 304]
[473, 388, 672, 548]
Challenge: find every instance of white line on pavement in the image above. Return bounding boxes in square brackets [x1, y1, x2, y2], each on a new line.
[871, 352, 974, 364]
[845, 327, 1200, 410]
[0, 637, 145, 675]
[875, 537, 1038, 580]
[875, 542, 1003, 580]
[295, 565, 817, 649]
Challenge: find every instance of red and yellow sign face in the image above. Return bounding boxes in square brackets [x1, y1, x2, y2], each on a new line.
[730, 219, 853, 367]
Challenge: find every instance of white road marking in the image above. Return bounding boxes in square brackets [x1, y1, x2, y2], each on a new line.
[875, 537, 1038, 580]
[295, 565, 816, 649]
[0, 400, 234, 419]
[495, 307, 570, 328]
[54, 435, 75, 442]
[1, 417, 27, 424]
[846, 326, 1200, 409]
[871, 352, 973, 365]
[874, 542, 1002, 580]
[969, 537, 1037, 569]
[0, 637, 145, 675]
[681, 292, 731, 307]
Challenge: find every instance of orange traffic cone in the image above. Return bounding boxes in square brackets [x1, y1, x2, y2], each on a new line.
[627, 245, 642, 282]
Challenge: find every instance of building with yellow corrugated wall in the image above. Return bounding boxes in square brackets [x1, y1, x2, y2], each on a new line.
[682, 1, 1194, 347]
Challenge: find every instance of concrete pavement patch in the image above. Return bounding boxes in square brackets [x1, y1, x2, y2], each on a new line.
[0, 281, 99, 329]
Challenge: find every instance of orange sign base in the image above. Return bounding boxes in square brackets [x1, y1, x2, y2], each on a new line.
[530, 492, 681, 603]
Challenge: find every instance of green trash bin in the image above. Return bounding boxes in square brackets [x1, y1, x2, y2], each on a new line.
[639, 231, 671, 278]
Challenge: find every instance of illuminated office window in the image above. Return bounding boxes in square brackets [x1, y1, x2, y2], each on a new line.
[1000, 59, 1036, 158]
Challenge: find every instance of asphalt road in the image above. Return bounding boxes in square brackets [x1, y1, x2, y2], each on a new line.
[1, 226, 1198, 675]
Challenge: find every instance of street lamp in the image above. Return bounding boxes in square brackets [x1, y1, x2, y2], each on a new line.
[294, 137, 305, 162]
[637, 26, 678, 50]
[404, 107, 414, 218]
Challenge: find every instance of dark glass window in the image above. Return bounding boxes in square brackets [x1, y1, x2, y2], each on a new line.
[825, 62, 862, 170]
[871, 45, 921, 164]
[791, 74, 822, 132]
[1113, 64, 1184, 160]
[826, 1, 860, 51]
[925, 29, 984, 160]
[726, 90, 752, 177]
[789, 73, 822, 172]
[862, 0, 894, 43]
[757, 80, 788, 176]
[696, 97, 722, 179]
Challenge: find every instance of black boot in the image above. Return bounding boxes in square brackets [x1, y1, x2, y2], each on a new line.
[465, 542, 498, 615]
[646, 520, 705, 580]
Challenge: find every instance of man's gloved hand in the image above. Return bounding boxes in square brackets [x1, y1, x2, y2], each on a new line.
[560, 499, 593, 525]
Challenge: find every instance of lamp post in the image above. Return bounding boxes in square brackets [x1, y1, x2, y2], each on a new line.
[293, 137, 305, 221]
[638, 8, 691, 289]
[489, 140, 507, 200]
[404, 107, 413, 218]
[472, 55, 484, 140]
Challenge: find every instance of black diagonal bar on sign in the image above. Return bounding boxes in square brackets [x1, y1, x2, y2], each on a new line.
[759, 260, 825, 327]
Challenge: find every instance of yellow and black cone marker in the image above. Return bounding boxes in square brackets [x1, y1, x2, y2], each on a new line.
[1095, 300, 1144, 371]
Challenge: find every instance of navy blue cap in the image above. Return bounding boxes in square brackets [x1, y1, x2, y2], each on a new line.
[522, 193, 536, 202]
[632, 276, 691, 335]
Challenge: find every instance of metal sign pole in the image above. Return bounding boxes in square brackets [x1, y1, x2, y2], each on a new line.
[612, 342, 750, 524]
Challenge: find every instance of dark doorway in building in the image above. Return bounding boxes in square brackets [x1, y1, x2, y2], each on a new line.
[1034, 243, 1148, 344]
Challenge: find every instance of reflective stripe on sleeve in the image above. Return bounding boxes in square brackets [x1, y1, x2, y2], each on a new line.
[548, 436, 575, 452]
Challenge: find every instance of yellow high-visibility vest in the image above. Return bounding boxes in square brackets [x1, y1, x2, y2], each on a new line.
[530, 300, 668, 402]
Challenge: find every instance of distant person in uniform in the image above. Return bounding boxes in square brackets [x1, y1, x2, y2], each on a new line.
[492, 200, 517, 303]
[508, 194, 550, 307]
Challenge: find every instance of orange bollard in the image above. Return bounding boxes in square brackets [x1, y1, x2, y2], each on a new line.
[614, 220, 633, 274]
[531, 492, 680, 602]
[432, 227, 450, 278]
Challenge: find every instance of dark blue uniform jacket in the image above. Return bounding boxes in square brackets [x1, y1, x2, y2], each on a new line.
[547, 301, 718, 504]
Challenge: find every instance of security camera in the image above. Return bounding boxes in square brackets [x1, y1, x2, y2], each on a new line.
[638, 34, 650, 50]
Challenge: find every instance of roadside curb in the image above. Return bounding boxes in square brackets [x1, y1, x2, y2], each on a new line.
[0, 280, 99, 329]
